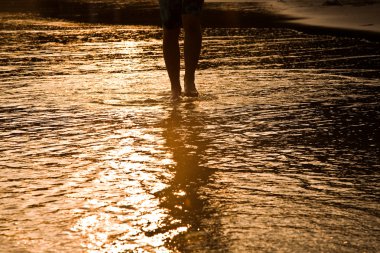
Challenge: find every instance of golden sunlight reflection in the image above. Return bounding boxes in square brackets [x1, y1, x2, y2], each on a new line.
[70, 124, 187, 252]
[1, 8, 380, 252]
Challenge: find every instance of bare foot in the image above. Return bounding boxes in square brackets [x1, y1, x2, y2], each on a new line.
[170, 89, 182, 102]
[184, 80, 199, 97]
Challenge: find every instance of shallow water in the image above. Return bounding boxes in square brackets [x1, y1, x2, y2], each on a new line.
[1, 13, 380, 252]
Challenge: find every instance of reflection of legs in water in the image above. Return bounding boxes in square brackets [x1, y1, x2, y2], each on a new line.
[155, 106, 226, 251]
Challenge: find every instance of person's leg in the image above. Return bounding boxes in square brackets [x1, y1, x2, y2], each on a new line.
[159, 0, 182, 100]
[182, 0, 204, 96]
[182, 2, 203, 96]
[163, 27, 181, 98]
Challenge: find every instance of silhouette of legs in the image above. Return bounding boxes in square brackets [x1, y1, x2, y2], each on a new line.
[163, 27, 181, 99]
[183, 14, 201, 97]
[162, 14, 202, 100]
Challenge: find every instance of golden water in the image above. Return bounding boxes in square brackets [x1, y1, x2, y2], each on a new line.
[0, 14, 379, 252]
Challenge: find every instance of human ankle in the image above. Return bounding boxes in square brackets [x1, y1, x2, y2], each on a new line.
[171, 81, 181, 91]
[184, 79, 196, 91]
[171, 85, 181, 94]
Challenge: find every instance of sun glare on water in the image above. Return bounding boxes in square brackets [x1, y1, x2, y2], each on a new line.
[68, 123, 189, 252]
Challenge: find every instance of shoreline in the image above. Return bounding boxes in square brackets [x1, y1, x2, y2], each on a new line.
[0, 1, 380, 41]
[268, 1, 380, 41]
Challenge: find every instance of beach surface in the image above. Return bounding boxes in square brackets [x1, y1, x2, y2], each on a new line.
[1, 1, 380, 253]
[1, 0, 380, 37]
[270, 0, 380, 34]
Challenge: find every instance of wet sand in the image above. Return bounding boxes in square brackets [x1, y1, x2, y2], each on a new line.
[1, 0, 380, 40]
[1, 1, 380, 253]
[270, 0, 380, 40]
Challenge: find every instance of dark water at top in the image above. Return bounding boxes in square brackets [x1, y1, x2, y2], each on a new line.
[0, 7, 380, 253]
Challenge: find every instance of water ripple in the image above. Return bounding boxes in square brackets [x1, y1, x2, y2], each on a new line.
[0, 13, 379, 253]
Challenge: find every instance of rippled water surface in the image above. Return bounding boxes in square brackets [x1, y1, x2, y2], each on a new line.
[1, 13, 380, 252]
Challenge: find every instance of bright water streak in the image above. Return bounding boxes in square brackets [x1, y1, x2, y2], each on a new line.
[0, 14, 380, 252]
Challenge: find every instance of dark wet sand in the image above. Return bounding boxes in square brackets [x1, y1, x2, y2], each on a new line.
[1, 0, 380, 40]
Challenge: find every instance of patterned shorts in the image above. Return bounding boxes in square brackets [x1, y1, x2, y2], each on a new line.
[159, 0, 204, 29]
